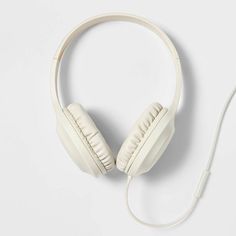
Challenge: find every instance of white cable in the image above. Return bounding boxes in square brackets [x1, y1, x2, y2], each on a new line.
[126, 87, 236, 228]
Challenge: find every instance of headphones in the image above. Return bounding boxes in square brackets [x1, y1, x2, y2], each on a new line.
[51, 13, 236, 228]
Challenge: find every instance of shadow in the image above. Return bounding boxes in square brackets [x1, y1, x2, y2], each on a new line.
[88, 109, 125, 181]
[88, 110, 125, 155]
[143, 34, 196, 183]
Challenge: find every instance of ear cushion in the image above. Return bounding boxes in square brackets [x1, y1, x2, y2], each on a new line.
[116, 103, 165, 172]
[66, 103, 115, 172]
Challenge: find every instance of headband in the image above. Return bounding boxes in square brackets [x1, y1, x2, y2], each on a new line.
[50, 13, 183, 116]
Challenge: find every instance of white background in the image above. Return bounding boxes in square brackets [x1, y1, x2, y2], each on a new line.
[0, 1, 236, 236]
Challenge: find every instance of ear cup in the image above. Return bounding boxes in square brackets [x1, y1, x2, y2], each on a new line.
[64, 103, 115, 173]
[117, 103, 171, 176]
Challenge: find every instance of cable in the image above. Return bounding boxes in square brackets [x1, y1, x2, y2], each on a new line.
[125, 87, 236, 228]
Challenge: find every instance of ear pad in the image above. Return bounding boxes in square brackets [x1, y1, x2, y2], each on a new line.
[58, 103, 115, 176]
[117, 103, 174, 176]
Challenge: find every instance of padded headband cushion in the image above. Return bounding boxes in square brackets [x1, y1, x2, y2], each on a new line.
[117, 103, 163, 172]
[66, 103, 115, 171]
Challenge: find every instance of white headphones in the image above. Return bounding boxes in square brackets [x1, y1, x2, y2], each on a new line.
[51, 13, 236, 228]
